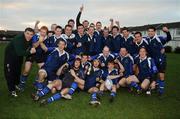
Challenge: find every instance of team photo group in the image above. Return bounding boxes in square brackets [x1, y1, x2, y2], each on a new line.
[4, 5, 172, 107]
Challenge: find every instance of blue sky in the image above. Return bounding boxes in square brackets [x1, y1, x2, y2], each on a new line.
[0, 0, 180, 30]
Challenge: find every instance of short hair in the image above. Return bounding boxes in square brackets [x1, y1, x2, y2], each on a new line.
[112, 26, 119, 31]
[134, 31, 142, 36]
[56, 38, 67, 46]
[65, 24, 72, 29]
[96, 21, 102, 25]
[121, 27, 129, 32]
[108, 60, 115, 65]
[83, 20, 89, 24]
[55, 25, 62, 30]
[148, 26, 156, 31]
[25, 27, 34, 33]
[40, 26, 48, 33]
[81, 53, 89, 57]
[77, 24, 84, 28]
[68, 19, 75, 24]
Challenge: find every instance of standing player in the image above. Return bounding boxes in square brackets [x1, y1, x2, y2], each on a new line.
[121, 27, 136, 57]
[111, 26, 123, 54]
[4, 28, 36, 97]
[74, 24, 88, 55]
[17, 26, 49, 91]
[146, 26, 171, 95]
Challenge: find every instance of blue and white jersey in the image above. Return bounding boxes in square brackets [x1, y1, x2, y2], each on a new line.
[61, 34, 76, 54]
[43, 48, 69, 74]
[121, 35, 136, 56]
[101, 35, 113, 52]
[135, 56, 158, 80]
[111, 34, 123, 53]
[94, 30, 104, 54]
[145, 34, 165, 58]
[134, 38, 150, 58]
[46, 34, 61, 53]
[74, 33, 88, 55]
[97, 53, 115, 69]
[86, 34, 97, 55]
[116, 54, 134, 77]
[102, 68, 119, 84]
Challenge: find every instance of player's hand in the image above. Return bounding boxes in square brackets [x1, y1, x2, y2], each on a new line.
[101, 63, 105, 67]
[115, 21, 120, 26]
[77, 42, 82, 47]
[35, 20, 40, 25]
[161, 48, 165, 54]
[114, 59, 119, 63]
[30, 48, 36, 54]
[39, 36, 45, 43]
[80, 5, 84, 12]
[110, 18, 113, 22]
[162, 26, 169, 32]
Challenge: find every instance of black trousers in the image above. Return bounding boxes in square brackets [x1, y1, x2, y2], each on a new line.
[4, 48, 23, 92]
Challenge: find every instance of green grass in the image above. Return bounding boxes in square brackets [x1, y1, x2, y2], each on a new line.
[0, 43, 180, 119]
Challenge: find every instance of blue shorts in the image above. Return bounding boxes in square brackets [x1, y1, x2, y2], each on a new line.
[39, 68, 58, 81]
[154, 55, 166, 73]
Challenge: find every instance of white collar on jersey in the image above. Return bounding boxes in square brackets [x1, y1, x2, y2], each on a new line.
[140, 56, 147, 62]
[61, 34, 75, 40]
[55, 48, 66, 57]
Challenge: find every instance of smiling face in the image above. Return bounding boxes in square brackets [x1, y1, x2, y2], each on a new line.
[65, 26, 72, 37]
[93, 59, 100, 68]
[55, 28, 62, 36]
[103, 46, 110, 57]
[139, 48, 147, 59]
[24, 31, 34, 41]
[77, 25, 84, 35]
[148, 28, 156, 38]
[134, 33, 142, 43]
[120, 48, 128, 57]
[74, 59, 81, 69]
[122, 30, 129, 38]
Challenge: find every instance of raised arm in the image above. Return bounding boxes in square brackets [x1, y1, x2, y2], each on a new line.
[76, 5, 84, 29]
[34, 20, 40, 33]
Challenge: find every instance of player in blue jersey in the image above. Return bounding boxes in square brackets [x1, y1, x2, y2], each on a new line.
[63, 59, 102, 106]
[74, 24, 89, 55]
[17, 26, 49, 91]
[133, 32, 150, 58]
[34, 38, 69, 92]
[99, 60, 121, 102]
[146, 26, 171, 95]
[61, 25, 77, 54]
[130, 47, 158, 94]
[121, 27, 136, 57]
[111, 26, 123, 54]
[96, 46, 115, 70]
[115, 47, 137, 90]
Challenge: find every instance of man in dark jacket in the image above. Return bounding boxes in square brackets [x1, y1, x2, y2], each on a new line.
[4, 27, 36, 97]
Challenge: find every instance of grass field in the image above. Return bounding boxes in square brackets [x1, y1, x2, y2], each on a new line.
[0, 43, 180, 119]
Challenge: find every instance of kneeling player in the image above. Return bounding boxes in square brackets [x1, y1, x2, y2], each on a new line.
[35, 38, 69, 91]
[115, 47, 138, 91]
[99, 60, 121, 102]
[129, 47, 158, 94]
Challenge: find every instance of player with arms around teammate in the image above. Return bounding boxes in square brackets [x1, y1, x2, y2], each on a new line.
[4, 27, 36, 97]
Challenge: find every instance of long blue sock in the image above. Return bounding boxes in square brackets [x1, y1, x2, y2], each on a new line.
[110, 91, 116, 97]
[47, 93, 61, 103]
[91, 92, 97, 101]
[158, 80, 165, 95]
[37, 86, 50, 97]
[68, 82, 78, 95]
[130, 81, 141, 90]
[19, 75, 28, 88]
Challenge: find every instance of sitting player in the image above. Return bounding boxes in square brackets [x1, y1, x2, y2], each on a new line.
[32, 58, 84, 105]
[63, 59, 103, 106]
[35, 38, 69, 91]
[99, 60, 121, 102]
[130, 47, 158, 94]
